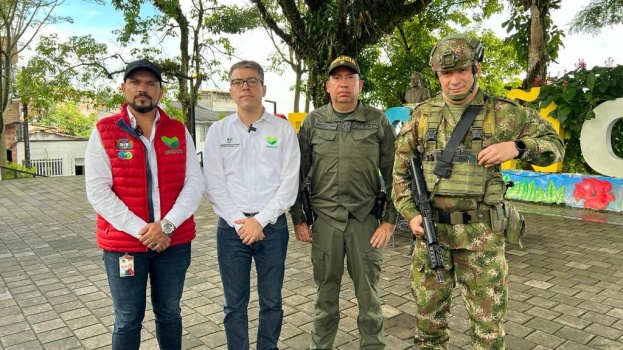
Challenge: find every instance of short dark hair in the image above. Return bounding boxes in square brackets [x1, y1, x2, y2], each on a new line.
[228, 60, 265, 82]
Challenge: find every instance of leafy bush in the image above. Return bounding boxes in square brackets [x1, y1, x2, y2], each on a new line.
[537, 63, 623, 174]
[3, 162, 38, 179]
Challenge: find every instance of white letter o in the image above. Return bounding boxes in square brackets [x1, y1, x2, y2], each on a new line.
[580, 98, 623, 178]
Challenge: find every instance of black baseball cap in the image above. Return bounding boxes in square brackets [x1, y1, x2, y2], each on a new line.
[123, 59, 163, 82]
[328, 55, 360, 75]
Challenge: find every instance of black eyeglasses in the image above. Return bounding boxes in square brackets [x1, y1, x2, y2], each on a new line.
[230, 78, 262, 88]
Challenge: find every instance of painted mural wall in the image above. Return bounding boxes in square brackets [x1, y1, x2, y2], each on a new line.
[502, 170, 623, 213]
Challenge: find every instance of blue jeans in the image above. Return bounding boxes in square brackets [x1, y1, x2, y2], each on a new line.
[217, 215, 289, 350]
[103, 243, 191, 350]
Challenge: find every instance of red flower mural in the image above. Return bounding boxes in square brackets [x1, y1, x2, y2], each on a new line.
[573, 178, 616, 210]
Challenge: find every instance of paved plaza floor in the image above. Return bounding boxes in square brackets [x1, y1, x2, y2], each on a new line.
[0, 176, 622, 349]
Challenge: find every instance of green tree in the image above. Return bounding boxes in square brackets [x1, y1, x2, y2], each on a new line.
[257, 0, 310, 113]
[502, 0, 565, 89]
[363, 1, 520, 109]
[252, 0, 504, 108]
[0, 0, 84, 175]
[110, 0, 259, 136]
[569, 0, 623, 35]
[44, 102, 97, 138]
[17, 34, 117, 121]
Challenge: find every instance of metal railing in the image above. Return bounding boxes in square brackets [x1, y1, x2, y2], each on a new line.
[0, 165, 47, 179]
[30, 158, 63, 177]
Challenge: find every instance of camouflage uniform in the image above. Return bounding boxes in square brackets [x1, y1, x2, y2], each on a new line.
[392, 34, 564, 350]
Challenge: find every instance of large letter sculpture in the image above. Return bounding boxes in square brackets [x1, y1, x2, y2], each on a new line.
[580, 97, 623, 178]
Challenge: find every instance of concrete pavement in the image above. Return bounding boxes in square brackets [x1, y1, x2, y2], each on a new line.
[1, 176, 622, 349]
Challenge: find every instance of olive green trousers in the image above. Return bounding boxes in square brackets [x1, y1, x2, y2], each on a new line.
[310, 214, 385, 350]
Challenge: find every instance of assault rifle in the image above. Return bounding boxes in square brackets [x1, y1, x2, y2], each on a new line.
[410, 156, 446, 282]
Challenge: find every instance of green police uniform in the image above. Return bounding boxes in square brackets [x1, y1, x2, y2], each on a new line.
[392, 34, 565, 350]
[291, 101, 398, 349]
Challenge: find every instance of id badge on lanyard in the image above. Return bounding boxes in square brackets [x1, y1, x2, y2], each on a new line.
[119, 254, 135, 277]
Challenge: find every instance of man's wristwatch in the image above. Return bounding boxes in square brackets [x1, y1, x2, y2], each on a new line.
[514, 140, 526, 159]
[160, 219, 175, 236]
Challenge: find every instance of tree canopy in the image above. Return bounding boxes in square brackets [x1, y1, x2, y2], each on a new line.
[361, 0, 522, 109]
[0, 0, 80, 172]
[110, 0, 259, 135]
[569, 0, 623, 35]
[252, 0, 505, 108]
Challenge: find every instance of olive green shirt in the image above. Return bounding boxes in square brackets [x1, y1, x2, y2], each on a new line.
[290, 102, 398, 231]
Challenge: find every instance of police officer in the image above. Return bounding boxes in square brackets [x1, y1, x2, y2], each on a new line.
[290, 55, 398, 349]
[392, 33, 564, 349]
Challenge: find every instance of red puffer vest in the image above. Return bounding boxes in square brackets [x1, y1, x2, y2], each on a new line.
[95, 103, 196, 252]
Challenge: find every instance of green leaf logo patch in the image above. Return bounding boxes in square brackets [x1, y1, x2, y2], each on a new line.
[266, 137, 278, 145]
[162, 136, 179, 148]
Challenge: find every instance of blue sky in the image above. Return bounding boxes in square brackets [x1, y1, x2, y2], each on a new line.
[51, 1, 156, 43]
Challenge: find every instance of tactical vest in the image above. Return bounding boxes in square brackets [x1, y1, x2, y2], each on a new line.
[417, 97, 506, 204]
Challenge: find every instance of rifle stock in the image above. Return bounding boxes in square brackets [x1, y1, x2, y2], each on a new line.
[410, 156, 446, 282]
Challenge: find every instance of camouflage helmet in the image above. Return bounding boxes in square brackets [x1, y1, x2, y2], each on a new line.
[429, 33, 484, 72]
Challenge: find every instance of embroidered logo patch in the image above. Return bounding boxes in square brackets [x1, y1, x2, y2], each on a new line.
[266, 137, 278, 149]
[221, 136, 240, 148]
[162, 136, 183, 155]
[116, 139, 132, 149]
[161, 136, 179, 148]
[118, 151, 133, 160]
[116, 139, 133, 159]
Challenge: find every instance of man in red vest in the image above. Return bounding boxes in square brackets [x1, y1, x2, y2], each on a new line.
[85, 59, 204, 350]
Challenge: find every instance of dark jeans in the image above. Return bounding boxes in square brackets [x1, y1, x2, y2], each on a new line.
[217, 215, 289, 350]
[103, 243, 191, 350]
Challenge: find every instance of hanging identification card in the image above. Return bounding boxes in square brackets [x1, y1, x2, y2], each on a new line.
[119, 254, 135, 277]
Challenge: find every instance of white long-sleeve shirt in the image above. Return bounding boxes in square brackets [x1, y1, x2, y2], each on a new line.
[203, 111, 300, 231]
[85, 108, 204, 238]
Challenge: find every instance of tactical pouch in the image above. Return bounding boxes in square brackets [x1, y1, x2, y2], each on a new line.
[504, 202, 526, 247]
[483, 173, 506, 205]
[489, 203, 508, 233]
[423, 161, 486, 196]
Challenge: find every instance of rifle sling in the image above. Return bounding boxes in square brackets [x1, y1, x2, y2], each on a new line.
[433, 97, 487, 178]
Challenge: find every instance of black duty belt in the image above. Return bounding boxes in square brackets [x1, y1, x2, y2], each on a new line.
[433, 209, 490, 225]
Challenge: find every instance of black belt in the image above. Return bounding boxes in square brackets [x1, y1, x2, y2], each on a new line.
[433, 209, 490, 225]
[243, 212, 258, 217]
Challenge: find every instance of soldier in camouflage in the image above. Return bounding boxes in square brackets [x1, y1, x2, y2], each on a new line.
[392, 33, 564, 349]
